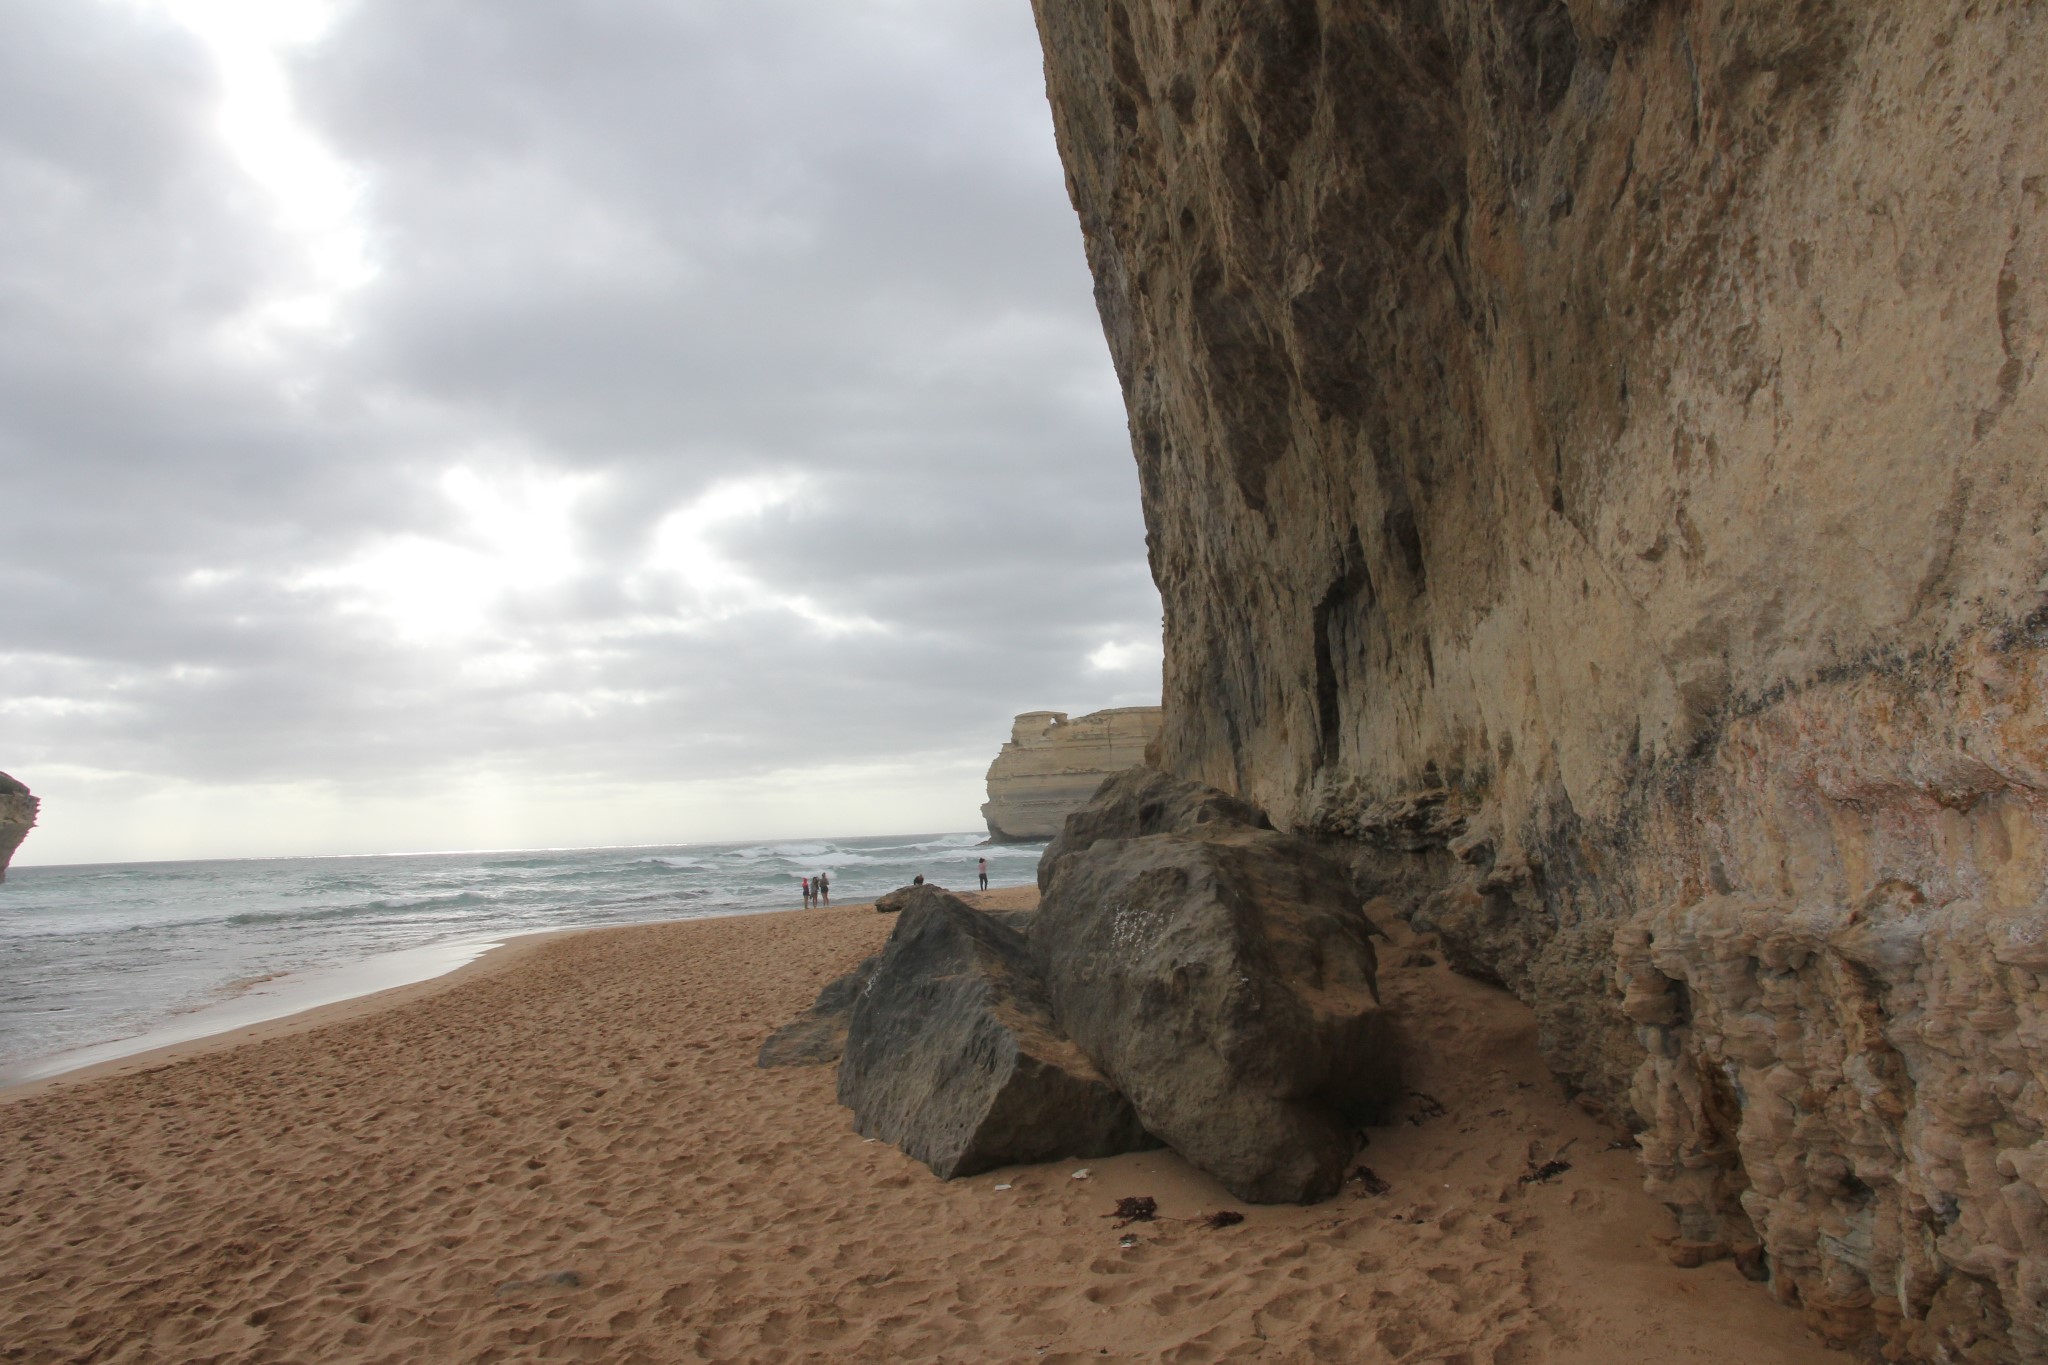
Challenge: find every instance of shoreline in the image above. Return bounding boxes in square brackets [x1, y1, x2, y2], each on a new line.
[0, 834, 1035, 1095]
[0, 927, 566, 1103]
[0, 899, 880, 1102]
[0, 885, 1007, 1101]
[1, 887, 1836, 1362]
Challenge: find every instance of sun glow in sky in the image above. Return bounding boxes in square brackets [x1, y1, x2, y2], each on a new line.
[3, 1, 1163, 863]
[303, 465, 596, 641]
[642, 476, 886, 636]
[1089, 639, 1165, 674]
[154, 0, 373, 335]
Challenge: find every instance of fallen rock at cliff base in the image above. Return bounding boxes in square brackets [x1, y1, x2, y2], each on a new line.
[1030, 774, 1398, 1203]
[874, 883, 944, 913]
[837, 886, 1153, 1180]
[757, 954, 879, 1069]
[1036, 764, 1270, 891]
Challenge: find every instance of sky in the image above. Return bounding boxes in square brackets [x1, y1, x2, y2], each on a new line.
[0, 0, 1161, 865]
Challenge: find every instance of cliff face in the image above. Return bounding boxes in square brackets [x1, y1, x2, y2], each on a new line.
[1033, 2, 2048, 1358]
[982, 707, 1164, 840]
[0, 772, 37, 882]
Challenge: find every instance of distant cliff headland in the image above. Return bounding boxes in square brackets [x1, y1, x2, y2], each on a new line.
[0, 772, 37, 882]
[1032, 2, 2048, 1359]
[981, 706, 1162, 841]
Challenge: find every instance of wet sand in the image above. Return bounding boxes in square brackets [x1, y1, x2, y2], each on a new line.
[0, 937, 516, 1089]
[1, 888, 1836, 1362]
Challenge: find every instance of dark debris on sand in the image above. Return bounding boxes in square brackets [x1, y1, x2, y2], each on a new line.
[1404, 1091, 1447, 1125]
[1106, 1195, 1158, 1227]
[1520, 1159, 1572, 1185]
[1348, 1165, 1391, 1196]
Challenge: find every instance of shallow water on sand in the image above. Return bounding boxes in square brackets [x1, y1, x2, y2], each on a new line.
[0, 832, 1040, 1077]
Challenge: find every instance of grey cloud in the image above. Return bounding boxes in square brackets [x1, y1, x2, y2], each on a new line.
[0, 0, 1158, 854]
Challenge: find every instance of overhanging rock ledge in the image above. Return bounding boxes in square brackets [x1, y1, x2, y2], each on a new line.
[1031, 2, 2048, 1358]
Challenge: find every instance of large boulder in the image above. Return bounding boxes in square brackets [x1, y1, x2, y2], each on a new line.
[757, 955, 878, 1069]
[1031, 775, 1398, 1203]
[1036, 764, 1270, 891]
[873, 882, 944, 913]
[838, 886, 1153, 1179]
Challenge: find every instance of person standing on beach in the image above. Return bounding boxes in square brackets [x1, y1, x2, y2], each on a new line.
[978, 857, 988, 891]
[801, 876, 812, 909]
[816, 871, 830, 906]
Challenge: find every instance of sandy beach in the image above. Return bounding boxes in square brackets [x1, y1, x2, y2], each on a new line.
[1, 889, 1837, 1363]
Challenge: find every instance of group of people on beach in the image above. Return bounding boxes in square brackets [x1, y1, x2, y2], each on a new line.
[799, 857, 990, 908]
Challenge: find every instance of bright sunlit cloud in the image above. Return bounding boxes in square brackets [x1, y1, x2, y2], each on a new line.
[640, 475, 885, 636]
[644, 474, 800, 601]
[3, 1, 1161, 864]
[154, 0, 372, 337]
[1088, 638, 1163, 673]
[301, 464, 596, 641]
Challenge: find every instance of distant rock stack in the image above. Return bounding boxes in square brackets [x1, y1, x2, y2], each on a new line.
[980, 707, 1162, 842]
[0, 772, 38, 882]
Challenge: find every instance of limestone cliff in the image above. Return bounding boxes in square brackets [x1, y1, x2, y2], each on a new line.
[1033, 2, 2048, 1358]
[0, 772, 37, 882]
[982, 707, 1163, 840]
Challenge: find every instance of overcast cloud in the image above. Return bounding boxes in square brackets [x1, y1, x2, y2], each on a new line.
[0, 0, 1161, 863]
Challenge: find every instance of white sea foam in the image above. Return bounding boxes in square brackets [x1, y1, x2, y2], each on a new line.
[912, 833, 987, 850]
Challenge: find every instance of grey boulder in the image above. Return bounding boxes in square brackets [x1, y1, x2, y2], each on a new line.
[838, 886, 1153, 1179]
[757, 955, 879, 1068]
[1036, 765, 1271, 891]
[874, 882, 943, 913]
[1031, 779, 1398, 1203]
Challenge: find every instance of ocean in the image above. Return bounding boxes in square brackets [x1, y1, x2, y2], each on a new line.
[0, 832, 1044, 1082]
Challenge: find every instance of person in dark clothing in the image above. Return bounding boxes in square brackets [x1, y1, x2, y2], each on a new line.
[978, 857, 988, 890]
[816, 870, 830, 906]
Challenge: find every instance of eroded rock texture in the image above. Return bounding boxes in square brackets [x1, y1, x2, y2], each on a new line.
[982, 707, 1164, 841]
[1036, 762, 1272, 892]
[1033, 1, 2048, 1356]
[837, 887, 1153, 1179]
[1032, 770, 1399, 1203]
[0, 772, 37, 883]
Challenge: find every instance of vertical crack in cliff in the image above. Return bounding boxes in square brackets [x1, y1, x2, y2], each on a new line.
[1313, 529, 1375, 770]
